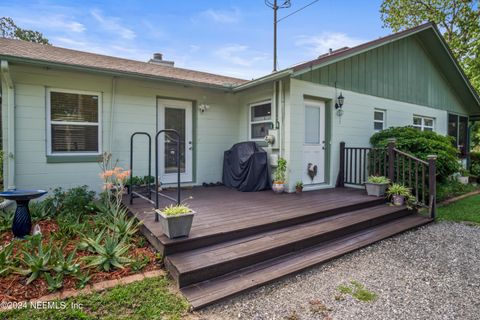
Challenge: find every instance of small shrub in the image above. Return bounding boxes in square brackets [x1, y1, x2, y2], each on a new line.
[42, 186, 95, 218]
[366, 176, 390, 184]
[273, 157, 287, 183]
[370, 126, 459, 180]
[437, 178, 479, 202]
[0, 210, 13, 233]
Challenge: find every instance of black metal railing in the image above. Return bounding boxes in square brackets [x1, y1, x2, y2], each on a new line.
[337, 138, 437, 219]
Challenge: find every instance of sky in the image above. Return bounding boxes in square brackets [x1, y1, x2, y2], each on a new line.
[0, 0, 388, 79]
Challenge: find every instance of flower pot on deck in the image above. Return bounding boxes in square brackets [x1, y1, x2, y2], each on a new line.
[392, 194, 405, 206]
[457, 176, 469, 185]
[365, 182, 389, 197]
[272, 182, 285, 194]
[156, 209, 195, 239]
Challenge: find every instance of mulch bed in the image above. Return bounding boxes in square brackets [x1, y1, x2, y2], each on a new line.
[0, 219, 161, 303]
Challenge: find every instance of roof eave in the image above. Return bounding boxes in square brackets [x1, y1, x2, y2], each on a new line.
[232, 69, 293, 92]
[1, 55, 240, 91]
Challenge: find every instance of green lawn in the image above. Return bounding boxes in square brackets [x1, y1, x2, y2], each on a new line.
[437, 194, 480, 224]
[1, 276, 189, 320]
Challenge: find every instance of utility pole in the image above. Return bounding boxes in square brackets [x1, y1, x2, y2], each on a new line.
[265, 0, 291, 72]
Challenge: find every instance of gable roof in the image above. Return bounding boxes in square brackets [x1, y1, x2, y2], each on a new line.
[235, 22, 480, 113]
[0, 37, 247, 89]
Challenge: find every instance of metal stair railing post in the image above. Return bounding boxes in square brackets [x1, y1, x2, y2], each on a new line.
[336, 141, 346, 187]
[129, 132, 152, 205]
[155, 129, 181, 222]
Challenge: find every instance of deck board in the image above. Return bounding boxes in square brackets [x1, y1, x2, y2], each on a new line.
[124, 187, 382, 245]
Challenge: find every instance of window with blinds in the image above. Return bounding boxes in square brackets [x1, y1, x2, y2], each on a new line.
[47, 89, 101, 155]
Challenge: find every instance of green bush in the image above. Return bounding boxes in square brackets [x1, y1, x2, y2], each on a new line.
[370, 127, 459, 180]
[43, 186, 95, 218]
[437, 178, 479, 202]
[471, 152, 480, 176]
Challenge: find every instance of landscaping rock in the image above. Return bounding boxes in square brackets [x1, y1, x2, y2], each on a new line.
[199, 222, 480, 320]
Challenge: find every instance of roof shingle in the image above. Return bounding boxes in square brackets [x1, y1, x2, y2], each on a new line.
[0, 38, 247, 88]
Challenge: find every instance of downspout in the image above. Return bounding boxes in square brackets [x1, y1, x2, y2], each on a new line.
[108, 76, 117, 153]
[0, 61, 15, 208]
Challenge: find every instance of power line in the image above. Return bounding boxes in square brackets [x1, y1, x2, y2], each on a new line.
[277, 0, 320, 22]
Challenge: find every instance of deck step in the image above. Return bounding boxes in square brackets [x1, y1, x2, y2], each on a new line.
[160, 196, 386, 255]
[165, 204, 410, 287]
[181, 214, 432, 310]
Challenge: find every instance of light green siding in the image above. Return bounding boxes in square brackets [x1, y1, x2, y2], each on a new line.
[8, 64, 240, 192]
[295, 36, 470, 115]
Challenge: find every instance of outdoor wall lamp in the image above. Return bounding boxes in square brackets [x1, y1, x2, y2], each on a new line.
[199, 103, 210, 113]
[335, 92, 344, 109]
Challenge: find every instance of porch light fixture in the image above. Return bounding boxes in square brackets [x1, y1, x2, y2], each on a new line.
[199, 103, 210, 113]
[335, 92, 344, 109]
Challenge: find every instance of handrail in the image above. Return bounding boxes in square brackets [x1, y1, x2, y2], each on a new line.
[129, 132, 152, 205]
[337, 139, 437, 219]
[393, 148, 429, 165]
[155, 129, 181, 221]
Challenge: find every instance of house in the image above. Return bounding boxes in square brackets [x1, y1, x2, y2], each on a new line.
[1, 22, 479, 194]
[2, 22, 479, 309]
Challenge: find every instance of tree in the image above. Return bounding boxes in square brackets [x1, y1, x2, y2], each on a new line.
[0, 17, 50, 44]
[380, 0, 480, 91]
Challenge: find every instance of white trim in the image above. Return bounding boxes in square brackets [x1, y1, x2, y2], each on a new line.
[413, 115, 435, 131]
[249, 100, 273, 141]
[374, 109, 386, 132]
[46, 88, 102, 156]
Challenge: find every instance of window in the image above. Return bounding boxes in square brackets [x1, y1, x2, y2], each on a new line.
[448, 113, 468, 157]
[47, 89, 102, 155]
[374, 109, 385, 131]
[249, 101, 273, 140]
[413, 115, 434, 131]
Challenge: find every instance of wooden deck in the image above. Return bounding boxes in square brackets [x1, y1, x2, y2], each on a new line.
[126, 186, 385, 254]
[124, 186, 432, 309]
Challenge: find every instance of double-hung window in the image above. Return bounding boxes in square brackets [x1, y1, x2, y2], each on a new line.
[448, 113, 468, 157]
[374, 109, 386, 132]
[47, 89, 102, 155]
[413, 115, 434, 131]
[249, 101, 273, 140]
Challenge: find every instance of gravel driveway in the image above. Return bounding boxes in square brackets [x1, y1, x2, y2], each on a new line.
[195, 222, 480, 320]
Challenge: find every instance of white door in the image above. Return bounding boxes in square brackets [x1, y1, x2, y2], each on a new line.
[157, 98, 193, 184]
[302, 100, 326, 185]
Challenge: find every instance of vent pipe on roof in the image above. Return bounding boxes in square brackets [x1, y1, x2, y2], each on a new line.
[149, 53, 175, 67]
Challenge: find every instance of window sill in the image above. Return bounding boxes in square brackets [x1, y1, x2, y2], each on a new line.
[46, 155, 102, 163]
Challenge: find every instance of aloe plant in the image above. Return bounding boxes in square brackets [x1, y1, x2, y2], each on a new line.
[15, 235, 53, 284]
[83, 233, 133, 272]
[0, 242, 14, 277]
[75, 270, 91, 289]
[52, 243, 80, 275]
[44, 272, 63, 292]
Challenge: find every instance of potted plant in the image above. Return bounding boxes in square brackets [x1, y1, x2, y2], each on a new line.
[365, 176, 390, 197]
[272, 157, 287, 193]
[155, 204, 195, 239]
[386, 184, 413, 206]
[295, 181, 303, 193]
[457, 168, 469, 185]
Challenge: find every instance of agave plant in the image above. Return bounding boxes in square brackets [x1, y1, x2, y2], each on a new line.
[15, 235, 53, 284]
[82, 233, 133, 272]
[109, 208, 141, 239]
[75, 270, 91, 289]
[52, 243, 80, 275]
[0, 242, 14, 277]
[44, 272, 63, 292]
[78, 228, 106, 253]
[0, 211, 14, 233]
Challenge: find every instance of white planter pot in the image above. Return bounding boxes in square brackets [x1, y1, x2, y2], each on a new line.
[457, 176, 469, 185]
[156, 209, 195, 239]
[365, 182, 389, 197]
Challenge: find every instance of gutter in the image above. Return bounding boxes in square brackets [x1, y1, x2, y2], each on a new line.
[0, 60, 15, 209]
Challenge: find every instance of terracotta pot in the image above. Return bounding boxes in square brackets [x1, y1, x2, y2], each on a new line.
[272, 182, 285, 194]
[295, 187, 303, 193]
[392, 194, 405, 206]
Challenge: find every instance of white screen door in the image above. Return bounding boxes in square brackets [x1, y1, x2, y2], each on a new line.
[157, 98, 193, 183]
[302, 100, 326, 185]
